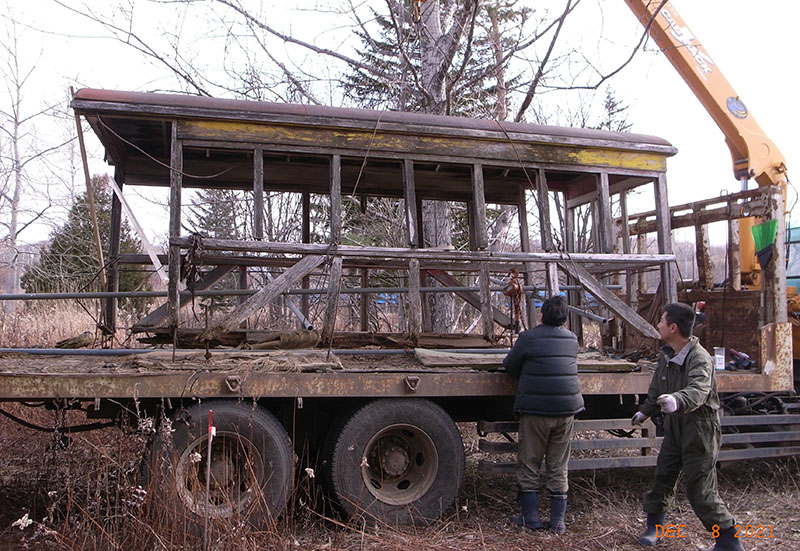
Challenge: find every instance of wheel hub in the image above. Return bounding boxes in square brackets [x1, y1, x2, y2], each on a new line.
[209, 450, 237, 492]
[360, 424, 438, 506]
[380, 444, 410, 477]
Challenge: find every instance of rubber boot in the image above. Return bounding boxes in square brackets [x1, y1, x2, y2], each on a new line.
[509, 490, 543, 529]
[638, 512, 666, 546]
[548, 491, 567, 534]
[711, 525, 744, 551]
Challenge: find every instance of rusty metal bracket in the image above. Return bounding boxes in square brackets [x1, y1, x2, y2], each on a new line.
[225, 375, 242, 393]
[404, 375, 420, 393]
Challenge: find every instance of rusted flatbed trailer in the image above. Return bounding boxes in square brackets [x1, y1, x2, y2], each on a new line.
[0, 89, 796, 527]
[0, 350, 791, 400]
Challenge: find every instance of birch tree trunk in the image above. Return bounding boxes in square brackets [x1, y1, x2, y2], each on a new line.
[419, 0, 454, 331]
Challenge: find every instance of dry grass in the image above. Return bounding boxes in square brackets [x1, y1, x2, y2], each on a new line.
[0, 302, 142, 349]
[0, 408, 797, 551]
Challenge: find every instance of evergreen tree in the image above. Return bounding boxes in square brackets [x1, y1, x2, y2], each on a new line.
[343, 1, 527, 119]
[185, 189, 251, 240]
[21, 174, 151, 312]
[184, 188, 253, 314]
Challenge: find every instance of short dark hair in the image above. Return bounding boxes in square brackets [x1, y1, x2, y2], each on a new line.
[663, 302, 695, 338]
[541, 295, 568, 326]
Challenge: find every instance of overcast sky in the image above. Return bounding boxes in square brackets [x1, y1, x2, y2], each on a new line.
[5, 0, 798, 246]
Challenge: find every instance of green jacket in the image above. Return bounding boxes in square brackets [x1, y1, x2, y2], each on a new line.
[639, 336, 720, 418]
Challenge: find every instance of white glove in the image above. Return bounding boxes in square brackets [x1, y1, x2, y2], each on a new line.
[657, 394, 678, 413]
[631, 411, 647, 426]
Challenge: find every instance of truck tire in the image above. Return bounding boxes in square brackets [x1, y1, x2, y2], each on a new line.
[147, 401, 293, 530]
[325, 399, 464, 525]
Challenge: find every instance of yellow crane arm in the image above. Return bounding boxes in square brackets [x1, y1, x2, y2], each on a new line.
[623, 0, 787, 188]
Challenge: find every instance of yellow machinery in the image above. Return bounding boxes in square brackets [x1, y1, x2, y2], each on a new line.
[624, 0, 789, 287]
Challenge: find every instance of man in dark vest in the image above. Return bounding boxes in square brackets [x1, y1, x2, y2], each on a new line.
[632, 302, 742, 551]
[503, 295, 584, 534]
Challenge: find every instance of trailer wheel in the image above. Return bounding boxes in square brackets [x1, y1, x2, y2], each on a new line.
[326, 399, 464, 525]
[147, 401, 293, 529]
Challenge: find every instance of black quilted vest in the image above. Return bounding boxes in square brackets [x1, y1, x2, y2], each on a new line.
[503, 324, 585, 416]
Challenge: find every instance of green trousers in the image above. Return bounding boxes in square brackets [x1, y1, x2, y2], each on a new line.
[643, 413, 735, 531]
[516, 414, 574, 493]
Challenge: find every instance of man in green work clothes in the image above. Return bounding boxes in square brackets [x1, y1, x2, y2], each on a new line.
[632, 302, 743, 551]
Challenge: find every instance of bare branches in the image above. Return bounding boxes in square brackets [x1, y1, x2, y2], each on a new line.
[51, 0, 213, 96]
[537, 0, 670, 93]
[213, 0, 391, 82]
[514, 0, 578, 122]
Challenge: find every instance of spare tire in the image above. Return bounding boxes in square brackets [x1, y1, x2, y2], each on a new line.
[325, 399, 464, 525]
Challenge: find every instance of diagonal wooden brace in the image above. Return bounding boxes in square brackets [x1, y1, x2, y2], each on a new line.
[558, 261, 660, 340]
[133, 264, 237, 331]
[200, 255, 326, 342]
[426, 269, 512, 328]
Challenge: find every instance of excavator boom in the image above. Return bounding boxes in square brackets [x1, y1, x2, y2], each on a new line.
[623, 0, 787, 188]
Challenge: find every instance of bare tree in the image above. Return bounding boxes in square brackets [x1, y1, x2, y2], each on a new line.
[0, 8, 72, 311]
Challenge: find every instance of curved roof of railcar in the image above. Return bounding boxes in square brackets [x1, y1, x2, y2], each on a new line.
[72, 89, 676, 156]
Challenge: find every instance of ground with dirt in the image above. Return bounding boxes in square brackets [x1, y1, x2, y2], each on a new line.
[0, 408, 797, 551]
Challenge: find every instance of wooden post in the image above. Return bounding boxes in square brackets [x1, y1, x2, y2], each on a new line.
[238, 266, 248, 329]
[301, 192, 311, 317]
[167, 121, 183, 329]
[415, 194, 430, 331]
[466, 199, 477, 251]
[105, 166, 123, 335]
[253, 148, 264, 239]
[545, 263, 560, 297]
[565, 201, 581, 337]
[762, 186, 787, 324]
[323, 255, 343, 343]
[360, 268, 369, 332]
[536, 169, 552, 251]
[596, 172, 613, 253]
[407, 258, 422, 342]
[728, 199, 742, 291]
[472, 164, 488, 250]
[637, 233, 648, 296]
[479, 263, 494, 340]
[330, 154, 342, 243]
[654, 174, 677, 303]
[693, 205, 714, 289]
[621, 190, 633, 348]
[620, 190, 634, 303]
[518, 185, 536, 328]
[403, 159, 419, 247]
